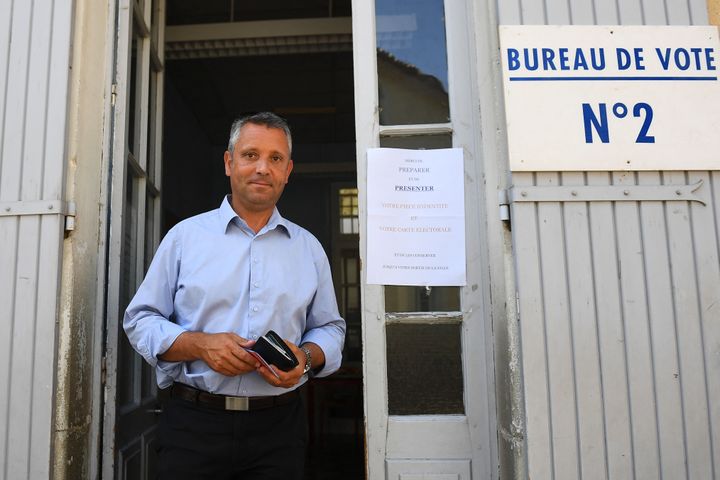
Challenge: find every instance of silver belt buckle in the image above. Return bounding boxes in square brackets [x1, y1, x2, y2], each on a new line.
[225, 396, 249, 411]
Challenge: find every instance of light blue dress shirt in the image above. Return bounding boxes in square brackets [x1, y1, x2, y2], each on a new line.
[123, 196, 346, 396]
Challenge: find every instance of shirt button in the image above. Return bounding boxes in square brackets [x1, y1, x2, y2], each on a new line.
[253, 258, 259, 264]
[253, 282, 259, 288]
[252, 306, 259, 312]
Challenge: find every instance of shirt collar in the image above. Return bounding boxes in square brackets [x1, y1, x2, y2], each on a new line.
[218, 195, 292, 237]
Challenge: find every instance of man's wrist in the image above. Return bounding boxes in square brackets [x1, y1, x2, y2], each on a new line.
[159, 330, 197, 362]
[300, 344, 312, 374]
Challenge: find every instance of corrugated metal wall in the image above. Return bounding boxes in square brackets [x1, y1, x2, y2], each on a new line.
[498, 0, 707, 25]
[0, 0, 73, 478]
[500, 1, 719, 479]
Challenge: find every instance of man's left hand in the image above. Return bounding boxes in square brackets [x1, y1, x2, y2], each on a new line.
[255, 340, 306, 388]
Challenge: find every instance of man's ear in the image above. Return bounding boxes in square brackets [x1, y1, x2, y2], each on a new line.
[224, 150, 232, 176]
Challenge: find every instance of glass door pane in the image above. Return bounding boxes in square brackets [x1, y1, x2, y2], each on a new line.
[375, 0, 450, 124]
[386, 322, 464, 414]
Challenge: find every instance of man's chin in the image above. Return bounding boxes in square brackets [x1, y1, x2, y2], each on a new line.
[238, 196, 279, 212]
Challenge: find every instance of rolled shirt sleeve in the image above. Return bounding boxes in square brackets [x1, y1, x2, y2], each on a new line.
[123, 225, 187, 381]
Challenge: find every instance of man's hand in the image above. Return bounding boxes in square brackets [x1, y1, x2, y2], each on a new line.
[197, 333, 261, 376]
[255, 340, 307, 388]
[159, 331, 261, 376]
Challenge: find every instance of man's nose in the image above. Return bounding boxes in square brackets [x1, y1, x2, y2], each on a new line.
[255, 157, 270, 174]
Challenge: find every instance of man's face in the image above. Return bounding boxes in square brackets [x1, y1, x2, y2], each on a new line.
[224, 123, 293, 215]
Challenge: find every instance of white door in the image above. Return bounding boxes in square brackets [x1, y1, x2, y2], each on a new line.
[103, 0, 165, 478]
[351, 1, 497, 478]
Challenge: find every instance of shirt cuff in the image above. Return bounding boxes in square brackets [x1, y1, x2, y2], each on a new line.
[156, 360, 183, 388]
[141, 321, 187, 368]
[301, 329, 343, 377]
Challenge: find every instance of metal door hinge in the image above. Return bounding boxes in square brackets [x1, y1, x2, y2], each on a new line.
[0, 199, 77, 231]
[499, 189, 511, 224]
[111, 83, 118, 106]
[508, 179, 705, 205]
[64, 202, 77, 231]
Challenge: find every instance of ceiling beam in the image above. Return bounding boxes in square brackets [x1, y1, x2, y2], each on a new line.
[166, 17, 352, 42]
[165, 17, 352, 59]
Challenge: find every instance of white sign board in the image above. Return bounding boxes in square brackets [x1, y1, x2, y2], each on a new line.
[367, 148, 466, 286]
[499, 25, 720, 171]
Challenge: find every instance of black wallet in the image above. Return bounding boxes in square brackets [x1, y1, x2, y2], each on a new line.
[249, 330, 299, 372]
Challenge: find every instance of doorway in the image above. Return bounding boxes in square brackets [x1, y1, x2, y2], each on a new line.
[159, 1, 363, 478]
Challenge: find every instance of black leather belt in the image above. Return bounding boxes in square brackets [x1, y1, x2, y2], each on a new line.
[171, 382, 300, 411]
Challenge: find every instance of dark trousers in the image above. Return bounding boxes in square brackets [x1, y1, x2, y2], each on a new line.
[157, 393, 308, 480]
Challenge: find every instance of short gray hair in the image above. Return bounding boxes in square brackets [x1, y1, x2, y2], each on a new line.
[227, 112, 292, 154]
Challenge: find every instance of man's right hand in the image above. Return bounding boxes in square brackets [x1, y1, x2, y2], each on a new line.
[158, 331, 260, 376]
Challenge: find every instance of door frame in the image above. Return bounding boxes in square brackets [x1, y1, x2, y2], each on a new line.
[350, 0, 500, 478]
[102, 0, 165, 477]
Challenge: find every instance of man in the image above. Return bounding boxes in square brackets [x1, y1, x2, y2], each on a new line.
[124, 112, 346, 479]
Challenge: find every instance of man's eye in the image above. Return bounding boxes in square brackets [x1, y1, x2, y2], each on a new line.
[242, 152, 257, 159]
[272, 156, 283, 162]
